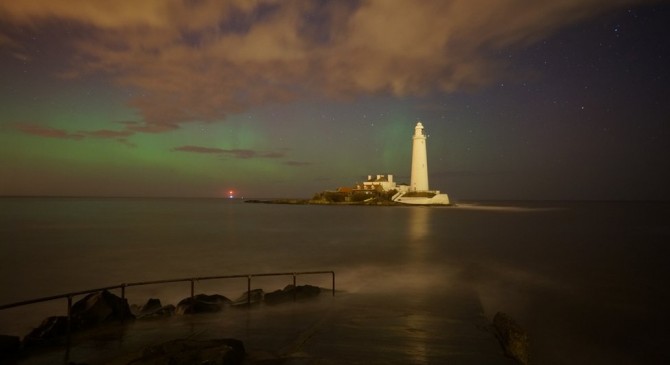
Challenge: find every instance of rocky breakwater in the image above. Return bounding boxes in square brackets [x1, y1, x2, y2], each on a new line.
[1, 284, 321, 364]
[492, 312, 530, 365]
[23, 290, 135, 347]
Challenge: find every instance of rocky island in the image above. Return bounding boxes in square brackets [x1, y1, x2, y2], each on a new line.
[245, 189, 403, 206]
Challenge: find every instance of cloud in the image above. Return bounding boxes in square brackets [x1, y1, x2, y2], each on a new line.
[173, 145, 287, 159]
[14, 124, 85, 140]
[0, 32, 31, 61]
[173, 146, 227, 154]
[115, 121, 179, 133]
[13, 123, 137, 147]
[1, 0, 639, 130]
[0, 0, 250, 29]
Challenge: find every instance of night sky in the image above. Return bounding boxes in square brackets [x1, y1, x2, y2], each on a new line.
[1, 1, 668, 200]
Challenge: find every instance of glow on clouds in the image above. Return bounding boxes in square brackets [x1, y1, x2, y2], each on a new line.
[1, 0, 635, 133]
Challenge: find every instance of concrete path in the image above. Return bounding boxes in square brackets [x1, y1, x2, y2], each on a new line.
[15, 287, 514, 364]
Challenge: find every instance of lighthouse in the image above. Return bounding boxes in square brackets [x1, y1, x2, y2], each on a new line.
[365, 121, 450, 205]
[410, 122, 429, 191]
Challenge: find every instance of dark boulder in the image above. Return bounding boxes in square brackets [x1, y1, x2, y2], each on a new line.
[128, 338, 245, 365]
[231, 289, 264, 307]
[175, 294, 231, 315]
[0, 334, 21, 355]
[139, 298, 162, 314]
[492, 312, 530, 365]
[70, 290, 134, 329]
[136, 298, 175, 319]
[264, 285, 321, 305]
[23, 316, 69, 347]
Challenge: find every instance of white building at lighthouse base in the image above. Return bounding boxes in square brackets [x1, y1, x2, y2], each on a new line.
[346, 121, 450, 205]
[392, 188, 450, 205]
[354, 174, 450, 205]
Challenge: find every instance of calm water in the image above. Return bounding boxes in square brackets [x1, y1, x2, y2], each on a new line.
[1, 198, 668, 364]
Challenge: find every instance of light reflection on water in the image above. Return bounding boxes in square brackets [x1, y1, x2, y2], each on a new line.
[404, 312, 429, 363]
[405, 207, 430, 364]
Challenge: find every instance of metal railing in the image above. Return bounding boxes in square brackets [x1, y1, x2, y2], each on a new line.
[0, 270, 335, 327]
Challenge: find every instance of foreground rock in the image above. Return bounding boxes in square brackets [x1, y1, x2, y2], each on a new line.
[492, 312, 530, 365]
[71, 290, 135, 329]
[232, 289, 264, 307]
[16, 284, 322, 355]
[128, 338, 245, 365]
[134, 298, 175, 319]
[23, 290, 133, 347]
[176, 294, 231, 315]
[23, 316, 70, 347]
[264, 285, 321, 305]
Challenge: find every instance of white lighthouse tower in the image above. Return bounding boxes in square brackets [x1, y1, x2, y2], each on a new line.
[410, 122, 429, 191]
[391, 121, 450, 205]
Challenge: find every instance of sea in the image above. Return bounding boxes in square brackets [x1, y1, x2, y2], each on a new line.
[0, 197, 668, 364]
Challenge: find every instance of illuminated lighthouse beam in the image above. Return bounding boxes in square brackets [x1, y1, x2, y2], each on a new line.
[410, 122, 429, 192]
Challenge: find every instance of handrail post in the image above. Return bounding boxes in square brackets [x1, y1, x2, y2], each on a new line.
[247, 276, 252, 306]
[332, 271, 335, 296]
[121, 284, 126, 300]
[190, 280, 195, 301]
[66, 295, 73, 336]
[292, 273, 297, 302]
[65, 295, 73, 363]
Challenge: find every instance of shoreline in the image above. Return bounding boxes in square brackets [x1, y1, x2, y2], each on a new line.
[245, 198, 402, 206]
[244, 198, 456, 206]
